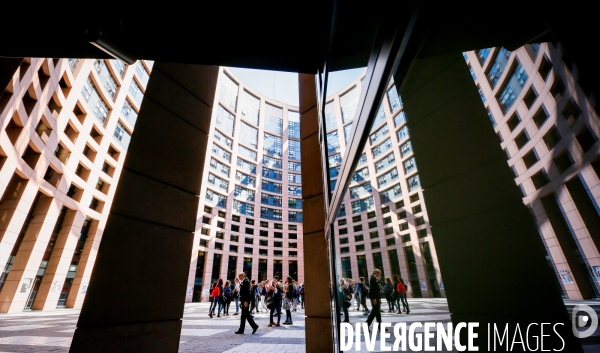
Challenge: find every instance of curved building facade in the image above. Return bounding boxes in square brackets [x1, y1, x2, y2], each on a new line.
[187, 68, 304, 302]
[326, 73, 444, 298]
[0, 57, 150, 312]
[465, 43, 600, 299]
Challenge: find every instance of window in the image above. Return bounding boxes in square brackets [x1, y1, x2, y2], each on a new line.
[523, 150, 539, 169]
[200, 228, 209, 235]
[369, 231, 378, 239]
[245, 237, 253, 244]
[341, 86, 359, 123]
[202, 217, 210, 224]
[400, 222, 409, 231]
[531, 169, 551, 189]
[233, 200, 254, 217]
[288, 140, 301, 160]
[338, 219, 347, 226]
[215, 242, 223, 250]
[231, 225, 240, 232]
[367, 211, 376, 219]
[289, 242, 298, 248]
[386, 238, 396, 246]
[354, 235, 364, 242]
[260, 221, 268, 228]
[216, 232, 224, 239]
[543, 126, 561, 150]
[288, 211, 302, 223]
[351, 197, 374, 213]
[409, 193, 420, 203]
[288, 185, 302, 196]
[230, 235, 239, 242]
[514, 131, 530, 150]
[200, 239, 208, 247]
[395, 200, 405, 209]
[244, 247, 253, 255]
[259, 249, 268, 256]
[238, 145, 257, 161]
[216, 106, 236, 137]
[407, 175, 421, 192]
[417, 229, 428, 238]
[356, 244, 365, 252]
[324, 101, 337, 130]
[245, 227, 254, 235]
[274, 232, 283, 238]
[217, 221, 225, 229]
[289, 233, 297, 239]
[506, 113, 521, 132]
[352, 225, 362, 232]
[415, 216, 425, 226]
[576, 126, 598, 153]
[275, 223, 283, 229]
[383, 216, 392, 225]
[397, 126, 409, 142]
[401, 234, 411, 243]
[288, 173, 302, 184]
[382, 206, 390, 214]
[387, 85, 402, 112]
[204, 206, 213, 213]
[352, 215, 361, 222]
[213, 129, 233, 149]
[237, 158, 257, 174]
[553, 151, 573, 174]
[259, 240, 268, 246]
[368, 221, 378, 229]
[288, 161, 301, 171]
[397, 211, 407, 220]
[246, 219, 254, 225]
[264, 104, 283, 134]
[372, 138, 393, 158]
[239, 122, 259, 149]
[371, 242, 381, 250]
[341, 247, 350, 254]
[289, 225, 297, 230]
[264, 133, 283, 157]
[340, 237, 349, 244]
[384, 227, 394, 235]
[326, 131, 340, 154]
[274, 241, 283, 248]
[230, 245, 238, 252]
[236, 171, 256, 187]
[260, 207, 282, 220]
[218, 211, 226, 218]
[262, 167, 282, 181]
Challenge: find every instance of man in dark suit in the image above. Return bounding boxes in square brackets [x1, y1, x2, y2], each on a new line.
[235, 272, 259, 334]
[365, 269, 382, 331]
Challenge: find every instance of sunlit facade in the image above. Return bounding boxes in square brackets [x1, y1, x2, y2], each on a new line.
[0, 58, 150, 312]
[465, 42, 600, 299]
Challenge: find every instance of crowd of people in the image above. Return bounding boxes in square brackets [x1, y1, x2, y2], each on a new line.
[206, 273, 305, 334]
[338, 269, 410, 330]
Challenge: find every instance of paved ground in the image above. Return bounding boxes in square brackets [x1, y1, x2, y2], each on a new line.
[0, 299, 597, 352]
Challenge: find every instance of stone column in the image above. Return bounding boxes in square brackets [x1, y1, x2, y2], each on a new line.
[396, 50, 582, 350]
[299, 73, 334, 352]
[69, 63, 218, 353]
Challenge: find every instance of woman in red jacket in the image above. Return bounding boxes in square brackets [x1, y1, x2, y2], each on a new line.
[210, 279, 224, 318]
[397, 277, 410, 314]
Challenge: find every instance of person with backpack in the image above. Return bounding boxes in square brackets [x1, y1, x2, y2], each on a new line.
[223, 280, 233, 316]
[397, 277, 410, 314]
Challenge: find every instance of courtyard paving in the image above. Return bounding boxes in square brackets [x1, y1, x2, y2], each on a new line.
[0, 299, 597, 352]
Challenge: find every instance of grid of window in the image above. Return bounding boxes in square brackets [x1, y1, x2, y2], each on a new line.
[113, 122, 132, 149]
[350, 182, 372, 199]
[387, 85, 402, 112]
[261, 193, 282, 207]
[407, 175, 421, 192]
[344, 123, 353, 142]
[239, 122, 259, 149]
[487, 47, 511, 88]
[234, 185, 255, 202]
[264, 104, 283, 135]
[288, 161, 301, 171]
[233, 200, 254, 216]
[372, 138, 393, 158]
[238, 145, 257, 161]
[325, 101, 337, 130]
[372, 104, 386, 129]
[288, 185, 302, 196]
[206, 189, 227, 208]
[369, 123, 390, 144]
[288, 173, 301, 184]
[340, 86, 359, 123]
[328, 153, 342, 166]
[208, 173, 229, 192]
[94, 60, 119, 99]
[111, 59, 125, 76]
[352, 196, 375, 214]
[216, 106, 236, 137]
[497, 61, 528, 113]
[400, 141, 413, 157]
[212, 143, 231, 162]
[261, 207, 282, 220]
[394, 111, 406, 127]
[209, 158, 230, 176]
[288, 140, 301, 160]
[352, 167, 370, 183]
[263, 155, 283, 169]
[375, 152, 396, 173]
[327, 131, 340, 154]
[288, 112, 300, 139]
[397, 126, 409, 142]
[262, 168, 282, 181]
[288, 211, 303, 223]
[404, 157, 417, 174]
[262, 180, 282, 194]
[236, 158, 256, 174]
[377, 167, 399, 188]
[288, 198, 302, 209]
[219, 74, 238, 110]
[213, 129, 233, 149]
[240, 90, 259, 125]
[263, 133, 283, 157]
[380, 184, 402, 203]
[236, 171, 256, 188]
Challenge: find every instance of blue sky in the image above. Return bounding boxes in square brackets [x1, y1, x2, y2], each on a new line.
[226, 67, 366, 106]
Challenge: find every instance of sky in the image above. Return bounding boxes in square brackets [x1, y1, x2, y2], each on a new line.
[226, 67, 366, 106]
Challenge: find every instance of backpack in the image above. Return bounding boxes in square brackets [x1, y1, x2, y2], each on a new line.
[224, 286, 232, 299]
[299, 287, 304, 295]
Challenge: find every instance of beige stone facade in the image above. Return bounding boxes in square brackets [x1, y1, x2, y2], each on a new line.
[0, 58, 151, 312]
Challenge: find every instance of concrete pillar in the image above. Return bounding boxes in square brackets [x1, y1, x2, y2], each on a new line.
[33, 208, 86, 310]
[0, 194, 60, 313]
[396, 49, 582, 350]
[69, 63, 218, 352]
[299, 73, 334, 352]
[66, 220, 102, 308]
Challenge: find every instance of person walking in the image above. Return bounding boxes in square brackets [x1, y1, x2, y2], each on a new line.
[223, 280, 232, 316]
[299, 284, 305, 309]
[384, 278, 395, 312]
[365, 269, 382, 331]
[233, 277, 241, 316]
[235, 272, 259, 334]
[397, 277, 410, 314]
[250, 279, 258, 314]
[338, 278, 352, 323]
[357, 277, 370, 314]
[260, 281, 268, 312]
[267, 276, 282, 327]
[209, 279, 222, 318]
[392, 274, 401, 313]
[208, 281, 217, 317]
[283, 276, 294, 325]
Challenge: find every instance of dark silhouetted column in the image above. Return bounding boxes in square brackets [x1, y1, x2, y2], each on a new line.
[70, 63, 218, 352]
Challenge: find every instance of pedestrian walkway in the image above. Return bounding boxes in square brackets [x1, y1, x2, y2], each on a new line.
[0, 299, 597, 352]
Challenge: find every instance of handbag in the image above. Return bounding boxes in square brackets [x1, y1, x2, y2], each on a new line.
[265, 292, 275, 309]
